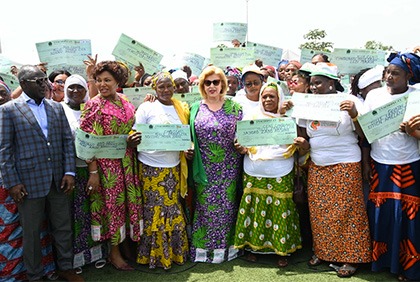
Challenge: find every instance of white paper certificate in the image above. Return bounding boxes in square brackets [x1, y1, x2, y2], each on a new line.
[291, 92, 347, 122]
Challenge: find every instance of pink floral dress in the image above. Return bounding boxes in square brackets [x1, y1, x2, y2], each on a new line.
[80, 94, 143, 245]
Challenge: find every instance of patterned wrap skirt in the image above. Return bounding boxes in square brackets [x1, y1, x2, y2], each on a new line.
[234, 171, 302, 255]
[0, 185, 55, 281]
[137, 163, 189, 269]
[308, 161, 372, 263]
[72, 167, 107, 268]
[368, 159, 420, 280]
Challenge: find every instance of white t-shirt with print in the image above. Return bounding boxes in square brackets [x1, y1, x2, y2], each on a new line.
[298, 94, 362, 166]
[363, 86, 420, 165]
[134, 100, 181, 167]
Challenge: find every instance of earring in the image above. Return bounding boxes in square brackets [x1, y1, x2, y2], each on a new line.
[329, 86, 333, 91]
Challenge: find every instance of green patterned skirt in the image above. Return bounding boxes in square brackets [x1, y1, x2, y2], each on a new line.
[234, 171, 302, 255]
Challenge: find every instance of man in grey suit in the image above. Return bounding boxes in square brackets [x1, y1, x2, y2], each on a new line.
[0, 65, 83, 281]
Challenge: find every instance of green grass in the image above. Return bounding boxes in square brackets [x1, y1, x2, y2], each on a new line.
[78, 248, 397, 282]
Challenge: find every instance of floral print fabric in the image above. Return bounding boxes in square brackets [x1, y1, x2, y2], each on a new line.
[80, 94, 143, 245]
[190, 100, 243, 263]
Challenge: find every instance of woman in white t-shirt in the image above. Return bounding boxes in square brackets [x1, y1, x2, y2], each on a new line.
[297, 63, 372, 278]
[232, 64, 264, 115]
[134, 72, 192, 270]
[364, 52, 420, 282]
[62, 74, 108, 272]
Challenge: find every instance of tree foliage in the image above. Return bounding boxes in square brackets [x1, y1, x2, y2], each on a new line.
[364, 40, 393, 51]
[299, 29, 333, 52]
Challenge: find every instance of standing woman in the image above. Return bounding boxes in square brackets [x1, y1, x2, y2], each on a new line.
[62, 74, 107, 271]
[48, 69, 71, 102]
[79, 61, 143, 271]
[232, 64, 264, 114]
[364, 53, 420, 281]
[190, 66, 243, 263]
[299, 63, 372, 277]
[135, 72, 192, 269]
[233, 82, 304, 267]
[224, 66, 243, 97]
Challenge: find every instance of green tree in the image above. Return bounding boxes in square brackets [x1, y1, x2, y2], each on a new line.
[299, 29, 334, 52]
[364, 40, 394, 51]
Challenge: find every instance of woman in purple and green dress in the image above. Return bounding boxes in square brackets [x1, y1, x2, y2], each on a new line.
[80, 61, 143, 271]
[189, 66, 243, 263]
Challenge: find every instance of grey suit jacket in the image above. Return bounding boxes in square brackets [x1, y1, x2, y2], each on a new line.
[0, 95, 75, 198]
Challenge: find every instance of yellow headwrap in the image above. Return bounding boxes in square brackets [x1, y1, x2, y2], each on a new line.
[151, 72, 176, 90]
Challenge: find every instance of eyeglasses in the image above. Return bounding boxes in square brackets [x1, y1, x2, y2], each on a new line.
[23, 77, 48, 86]
[67, 85, 86, 92]
[54, 79, 65, 85]
[204, 79, 221, 87]
[244, 80, 261, 88]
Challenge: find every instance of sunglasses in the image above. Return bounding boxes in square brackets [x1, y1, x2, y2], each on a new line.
[204, 79, 221, 87]
[23, 77, 48, 86]
[244, 80, 261, 88]
[54, 79, 65, 85]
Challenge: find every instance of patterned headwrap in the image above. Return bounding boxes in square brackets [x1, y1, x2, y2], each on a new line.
[0, 80, 11, 94]
[151, 71, 175, 90]
[259, 82, 281, 118]
[388, 52, 420, 85]
[224, 66, 243, 90]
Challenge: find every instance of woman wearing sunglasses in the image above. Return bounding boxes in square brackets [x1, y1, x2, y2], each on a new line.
[189, 66, 243, 263]
[232, 64, 264, 115]
[48, 69, 71, 102]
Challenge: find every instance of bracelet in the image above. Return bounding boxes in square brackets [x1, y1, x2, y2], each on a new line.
[89, 170, 98, 174]
[351, 115, 359, 122]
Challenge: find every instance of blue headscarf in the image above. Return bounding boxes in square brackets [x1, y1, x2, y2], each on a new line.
[277, 59, 289, 70]
[388, 52, 420, 85]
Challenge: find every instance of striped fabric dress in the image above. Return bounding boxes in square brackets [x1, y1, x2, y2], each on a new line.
[0, 185, 55, 281]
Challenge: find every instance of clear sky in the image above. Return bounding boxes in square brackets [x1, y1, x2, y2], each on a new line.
[1, 0, 418, 66]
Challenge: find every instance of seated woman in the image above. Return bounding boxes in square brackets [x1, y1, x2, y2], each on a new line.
[135, 72, 192, 270]
[233, 82, 305, 267]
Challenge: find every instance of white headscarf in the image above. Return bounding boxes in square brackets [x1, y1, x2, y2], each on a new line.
[63, 74, 89, 103]
[358, 65, 384, 89]
[171, 69, 188, 81]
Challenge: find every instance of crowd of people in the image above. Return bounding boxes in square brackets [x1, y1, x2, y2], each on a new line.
[0, 45, 419, 282]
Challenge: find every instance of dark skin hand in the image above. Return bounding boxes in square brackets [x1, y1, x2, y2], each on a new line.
[184, 148, 194, 160]
[9, 184, 28, 204]
[61, 175, 75, 195]
[127, 131, 142, 148]
[10, 175, 75, 204]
